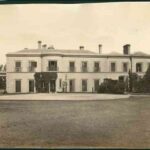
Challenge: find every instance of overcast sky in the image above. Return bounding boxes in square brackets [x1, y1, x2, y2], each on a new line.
[0, 2, 150, 64]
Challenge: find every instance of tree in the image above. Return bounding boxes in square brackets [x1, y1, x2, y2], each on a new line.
[0, 76, 6, 90]
[128, 69, 139, 92]
[3, 65, 6, 72]
[128, 66, 150, 93]
[142, 65, 150, 92]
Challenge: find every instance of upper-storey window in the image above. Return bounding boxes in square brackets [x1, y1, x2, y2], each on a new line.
[15, 61, 21, 72]
[123, 62, 128, 72]
[81, 61, 88, 72]
[48, 61, 57, 71]
[94, 62, 100, 72]
[110, 62, 116, 72]
[136, 63, 142, 72]
[29, 61, 37, 72]
[69, 61, 75, 72]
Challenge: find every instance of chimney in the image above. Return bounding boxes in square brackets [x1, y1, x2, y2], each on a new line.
[98, 44, 102, 54]
[48, 45, 54, 49]
[38, 41, 42, 49]
[42, 44, 47, 49]
[79, 46, 84, 50]
[123, 44, 130, 55]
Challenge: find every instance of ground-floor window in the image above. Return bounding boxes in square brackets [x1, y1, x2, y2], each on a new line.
[59, 79, 62, 88]
[94, 79, 99, 92]
[29, 80, 34, 93]
[82, 79, 87, 92]
[15, 80, 21, 93]
[69, 79, 75, 92]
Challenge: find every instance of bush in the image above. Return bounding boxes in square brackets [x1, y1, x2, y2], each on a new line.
[98, 83, 107, 93]
[114, 82, 125, 94]
[98, 78, 125, 94]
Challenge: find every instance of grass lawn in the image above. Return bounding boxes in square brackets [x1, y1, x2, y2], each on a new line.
[0, 96, 149, 148]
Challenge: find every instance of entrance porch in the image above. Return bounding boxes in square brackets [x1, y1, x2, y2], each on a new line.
[34, 72, 57, 93]
[40, 80, 56, 93]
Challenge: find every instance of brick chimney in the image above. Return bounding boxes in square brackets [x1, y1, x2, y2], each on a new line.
[123, 44, 130, 55]
[98, 44, 102, 54]
[48, 45, 54, 49]
[38, 41, 42, 49]
[42, 44, 47, 49]
[79, 46, 84, 50]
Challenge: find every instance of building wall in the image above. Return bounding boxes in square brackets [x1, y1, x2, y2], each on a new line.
[42, 56, 131, 73]
[132, 58, 150, 73]
[6, 54, 150, 93]
[6, 56, 41, 93]
[7, 56, 42, 73]
[42, 56, 62, 72]
[57, 72, 129, 92]
[7, 73, 35, 93]
[107, 57, 131, 72]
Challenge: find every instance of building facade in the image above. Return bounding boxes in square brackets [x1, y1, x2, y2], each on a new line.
[6, 41, 150, 93]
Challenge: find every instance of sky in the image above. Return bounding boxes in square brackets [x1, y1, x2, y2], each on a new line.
[0, 2, 150, 64]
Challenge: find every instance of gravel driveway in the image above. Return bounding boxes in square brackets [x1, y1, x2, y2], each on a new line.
[0, 96, 149, 148]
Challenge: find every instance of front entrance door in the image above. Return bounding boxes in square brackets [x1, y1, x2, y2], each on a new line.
[29, 80, 34, 92]
[50, 80, 56, 92]
[69, 79, 75, 92]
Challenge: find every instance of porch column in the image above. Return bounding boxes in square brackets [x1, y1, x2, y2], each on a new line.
[34, 80, 36, 93]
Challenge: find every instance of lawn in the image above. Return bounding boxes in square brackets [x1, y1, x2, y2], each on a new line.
[0, 96, 149, 148]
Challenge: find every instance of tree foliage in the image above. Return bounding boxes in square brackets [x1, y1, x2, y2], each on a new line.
[128, 65, 150, 93]
[0, 64, 6, 72]
[0, 76, 6, 90]
[128, 70, 139, 92]
[142, 65, 150, 92]
[0, 65, 3, 71]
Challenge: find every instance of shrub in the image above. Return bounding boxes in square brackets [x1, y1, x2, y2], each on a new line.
[98, 82, 107, 93]
[114, 82, 125, 94]
[98, 78, 125, 94]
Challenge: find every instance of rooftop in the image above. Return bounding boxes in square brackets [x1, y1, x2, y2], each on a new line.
[6, 41, 150, 58]
[14, 48, 97, 55]
[132, 51, 148, 56]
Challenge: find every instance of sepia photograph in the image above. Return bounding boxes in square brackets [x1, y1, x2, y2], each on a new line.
[0, 2, 150, 148]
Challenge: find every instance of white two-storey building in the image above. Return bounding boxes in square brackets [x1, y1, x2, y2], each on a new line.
[6, 41, 150, 93]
